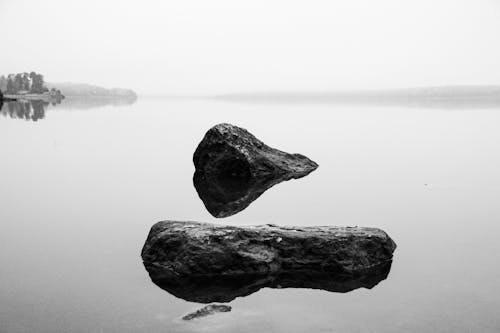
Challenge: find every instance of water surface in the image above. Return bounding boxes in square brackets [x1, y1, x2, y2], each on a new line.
[1, 97, 499, 332]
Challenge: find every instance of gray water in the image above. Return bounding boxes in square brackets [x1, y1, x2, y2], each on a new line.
[1, 97, 500, 332]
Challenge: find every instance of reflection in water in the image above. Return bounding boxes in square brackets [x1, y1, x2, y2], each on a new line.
[182, 304, 232, 321]
[0, 96, 137, 121]
[144, 261, 392, 304]
[215, 86, 500, 110]
[0, 99, 56, 121]
[57, 96, 137, 110]
[193, 169, 304, 218]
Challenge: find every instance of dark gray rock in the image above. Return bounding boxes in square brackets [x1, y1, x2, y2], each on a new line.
[141, 221, 396, 302]
[193, 123, 318, 217]
[182, 304, 231, 320]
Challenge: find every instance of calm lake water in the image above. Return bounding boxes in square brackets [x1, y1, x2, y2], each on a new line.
[1, 97, 500, 332]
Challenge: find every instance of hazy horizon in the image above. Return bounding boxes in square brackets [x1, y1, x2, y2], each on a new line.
[1, 0, 500, 95]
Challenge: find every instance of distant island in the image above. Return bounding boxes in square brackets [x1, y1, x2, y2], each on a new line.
[0, 72, 137, 103]
[0, 72, 64, 102]
[46, 82, 137, 99]
[0, 72, 138, 121]
[0, 72, 137, 121]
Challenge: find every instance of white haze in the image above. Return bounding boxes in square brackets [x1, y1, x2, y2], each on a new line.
[0, 0, 499, 95]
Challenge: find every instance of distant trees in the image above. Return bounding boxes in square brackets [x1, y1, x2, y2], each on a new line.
[29, 71, 48, 94]
[1, 71, 50, 94]
[23, 73, 30, 91]
[50, 87, 64, 99]
[6, 77, 14, 94]
[0, 75, 6, 92]
[14, 74, 23, 92]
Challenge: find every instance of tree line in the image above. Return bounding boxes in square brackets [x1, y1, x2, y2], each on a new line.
[0, 72, 62, 96]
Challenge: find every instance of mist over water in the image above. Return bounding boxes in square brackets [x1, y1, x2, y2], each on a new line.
[1, 97, 500, 332]
[215, 86, 500, 109]
[1, 0, 500, 94]
[1, 0, 500, 331]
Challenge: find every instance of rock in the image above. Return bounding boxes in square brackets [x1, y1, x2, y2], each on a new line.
[193, 123, 318, 217]
[145, 261, 393, 303]
[182, 304, 231, 321]
[141, 221, 396, 302]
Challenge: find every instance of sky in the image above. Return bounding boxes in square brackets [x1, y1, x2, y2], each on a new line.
[0, 0, 499, 95]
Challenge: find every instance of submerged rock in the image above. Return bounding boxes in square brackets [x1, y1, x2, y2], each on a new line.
[141, 221, 396, 302]
[182, 304, 231, 321]
[193, 123, 318, 217]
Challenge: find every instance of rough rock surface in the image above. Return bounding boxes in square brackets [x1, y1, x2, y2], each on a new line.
[142, 221, 396, 276]
[193, 123, 318, 217]
[182, 304, 231, 320]
[141, 221, 396, 302]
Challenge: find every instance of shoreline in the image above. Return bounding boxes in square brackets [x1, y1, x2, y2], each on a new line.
[4, 94, 63, 102]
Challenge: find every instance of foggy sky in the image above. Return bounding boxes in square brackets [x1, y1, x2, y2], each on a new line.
[1, 0, 499, 95]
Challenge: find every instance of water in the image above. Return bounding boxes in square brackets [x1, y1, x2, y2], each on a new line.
[1, 97, 500, 332]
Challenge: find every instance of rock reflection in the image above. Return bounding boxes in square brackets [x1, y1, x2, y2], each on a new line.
[144, 261, 393, 304]
[193, 169, 304, 218]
